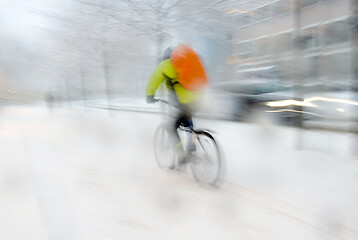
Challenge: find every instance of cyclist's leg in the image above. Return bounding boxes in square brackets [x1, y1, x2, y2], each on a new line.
[173, 107, 196, 164]
[181, 104, 196, 153]
[172, 110, 187, 156]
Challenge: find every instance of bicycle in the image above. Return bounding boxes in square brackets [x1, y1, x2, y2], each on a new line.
[153, 99, 222, 186]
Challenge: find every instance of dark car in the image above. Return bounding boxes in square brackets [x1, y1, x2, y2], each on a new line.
[204, 80, 306, 126]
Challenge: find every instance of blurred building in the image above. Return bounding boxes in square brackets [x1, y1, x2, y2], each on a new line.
[175, 1, 235, 85]
[177, 27, 234, 85]
[0, 69, 9, 98]
[231, 0, 354, 90]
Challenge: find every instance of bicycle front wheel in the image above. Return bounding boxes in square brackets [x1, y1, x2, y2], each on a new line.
[190, 130, 221, 186]
[153, 124, 175, 170]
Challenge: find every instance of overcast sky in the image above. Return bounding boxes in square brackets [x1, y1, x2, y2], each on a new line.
[0, 0, 54, 45]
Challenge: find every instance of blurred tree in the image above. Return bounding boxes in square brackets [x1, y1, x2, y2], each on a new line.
[28, 0, 236, 101]
[75, 0, 192, 63]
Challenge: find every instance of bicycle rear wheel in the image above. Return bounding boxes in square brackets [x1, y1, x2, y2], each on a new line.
[190, 130, 221, 186]
[154, 124, 175, 170]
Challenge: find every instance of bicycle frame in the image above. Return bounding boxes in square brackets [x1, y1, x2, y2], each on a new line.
[156, 98, 203, 149]
[153, 98, 222, 185]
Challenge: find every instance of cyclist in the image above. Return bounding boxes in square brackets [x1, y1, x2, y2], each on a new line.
[145, 44, 207, 167]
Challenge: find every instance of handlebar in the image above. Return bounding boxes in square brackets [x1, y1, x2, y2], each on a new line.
[154, 98, 193, 114]
[154, 98, 169, 104]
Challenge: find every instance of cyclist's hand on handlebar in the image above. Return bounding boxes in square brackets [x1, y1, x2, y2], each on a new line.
[146, 95, 157, 103]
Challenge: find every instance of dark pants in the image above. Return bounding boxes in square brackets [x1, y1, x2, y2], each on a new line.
[167, 86, 196, 153]
[171, 103, 196, 155]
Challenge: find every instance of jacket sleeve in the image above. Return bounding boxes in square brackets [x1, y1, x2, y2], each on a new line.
[146, 60, 176, 96]
[146, 62, 166, 96]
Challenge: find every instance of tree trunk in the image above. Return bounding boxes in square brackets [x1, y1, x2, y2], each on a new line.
[65, 77, 71, 108]
[350, 0, 358, 156]
[156, 35, 164, 64]
[80, 66, 86, 109]
[293, 0, 303, 150]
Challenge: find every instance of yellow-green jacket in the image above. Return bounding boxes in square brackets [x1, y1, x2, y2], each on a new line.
[146, 59, 203, 104]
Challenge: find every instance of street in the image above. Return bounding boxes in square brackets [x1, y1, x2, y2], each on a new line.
[1, 105, 358, 240]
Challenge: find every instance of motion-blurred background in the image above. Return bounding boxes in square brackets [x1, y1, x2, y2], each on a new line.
[1, 1, 358, 239]
[1, 0, 358, 132]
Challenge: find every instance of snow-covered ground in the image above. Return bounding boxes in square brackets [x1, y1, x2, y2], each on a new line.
[1, 104, 358, 240]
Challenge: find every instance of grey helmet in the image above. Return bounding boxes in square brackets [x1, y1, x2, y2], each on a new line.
[162, 47, 173, 61]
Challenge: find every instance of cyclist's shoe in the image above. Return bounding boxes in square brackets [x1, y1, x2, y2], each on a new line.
[189, 143, 196, 153]
[173, 142, 196, 170]
[178, 155, 190, 165]
[168, 161, 176, 170]
[172, 153, 189, 171]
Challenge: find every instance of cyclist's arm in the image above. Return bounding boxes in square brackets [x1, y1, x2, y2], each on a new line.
[146, 59, 176, 96]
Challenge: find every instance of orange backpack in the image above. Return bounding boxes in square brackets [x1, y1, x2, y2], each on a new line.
[170, 44, 208, 91]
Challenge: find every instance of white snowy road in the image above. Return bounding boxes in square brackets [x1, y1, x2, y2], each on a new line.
[1, 105, 358, 240]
